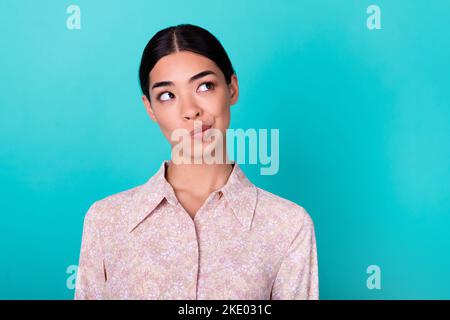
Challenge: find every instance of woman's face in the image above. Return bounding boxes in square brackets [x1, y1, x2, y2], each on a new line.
[142, 51, 238, 162]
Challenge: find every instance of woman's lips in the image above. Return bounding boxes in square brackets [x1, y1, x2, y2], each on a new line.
[190, 124, 212, 138]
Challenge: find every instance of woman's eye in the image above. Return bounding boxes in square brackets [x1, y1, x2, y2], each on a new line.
[159, 92, 174, 101]
[198, 82, 215, 92]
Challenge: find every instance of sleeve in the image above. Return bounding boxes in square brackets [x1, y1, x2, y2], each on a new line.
[270, 207, 319, 300]
[74, 202, 107, 300]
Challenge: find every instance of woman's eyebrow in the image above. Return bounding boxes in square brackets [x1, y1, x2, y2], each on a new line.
[151, 70, 217, 90]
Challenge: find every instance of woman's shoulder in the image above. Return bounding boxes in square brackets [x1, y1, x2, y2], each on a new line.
[82, 183, 144, 227]
[254, 186, 315, 230]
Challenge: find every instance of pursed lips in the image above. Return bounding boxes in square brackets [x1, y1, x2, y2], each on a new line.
[190, 124, 212, 137]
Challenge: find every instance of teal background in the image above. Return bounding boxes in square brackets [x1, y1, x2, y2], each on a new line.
[1, 0, 449, 299]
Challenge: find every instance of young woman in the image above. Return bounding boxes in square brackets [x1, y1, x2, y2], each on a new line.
[75, 24, 318, 300]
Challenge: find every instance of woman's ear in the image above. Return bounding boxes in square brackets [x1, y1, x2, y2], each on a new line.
[142, 94, 157, 122]
[229, 74, 239, 106]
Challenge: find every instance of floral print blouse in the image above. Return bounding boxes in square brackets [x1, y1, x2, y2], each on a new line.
[74, 160, 319, 300]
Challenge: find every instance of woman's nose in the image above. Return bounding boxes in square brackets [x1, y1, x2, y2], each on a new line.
[183, 110, 201, 120]
[180, 97, 202, 120]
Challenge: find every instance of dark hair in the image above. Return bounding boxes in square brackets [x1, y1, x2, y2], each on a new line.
[139, 24, 236, 101]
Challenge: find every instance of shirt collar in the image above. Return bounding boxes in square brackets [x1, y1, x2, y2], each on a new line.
[128, 160, 258, 232]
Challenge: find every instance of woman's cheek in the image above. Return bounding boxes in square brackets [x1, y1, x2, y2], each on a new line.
[206, 97, 229, 116]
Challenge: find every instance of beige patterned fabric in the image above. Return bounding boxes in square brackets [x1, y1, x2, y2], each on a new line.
[75, 160, 319, 300]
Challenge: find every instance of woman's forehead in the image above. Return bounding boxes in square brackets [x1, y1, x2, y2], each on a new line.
[150, 51, 221, 83]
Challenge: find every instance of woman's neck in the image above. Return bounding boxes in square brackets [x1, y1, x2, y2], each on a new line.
[165, 160, 234, 196]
